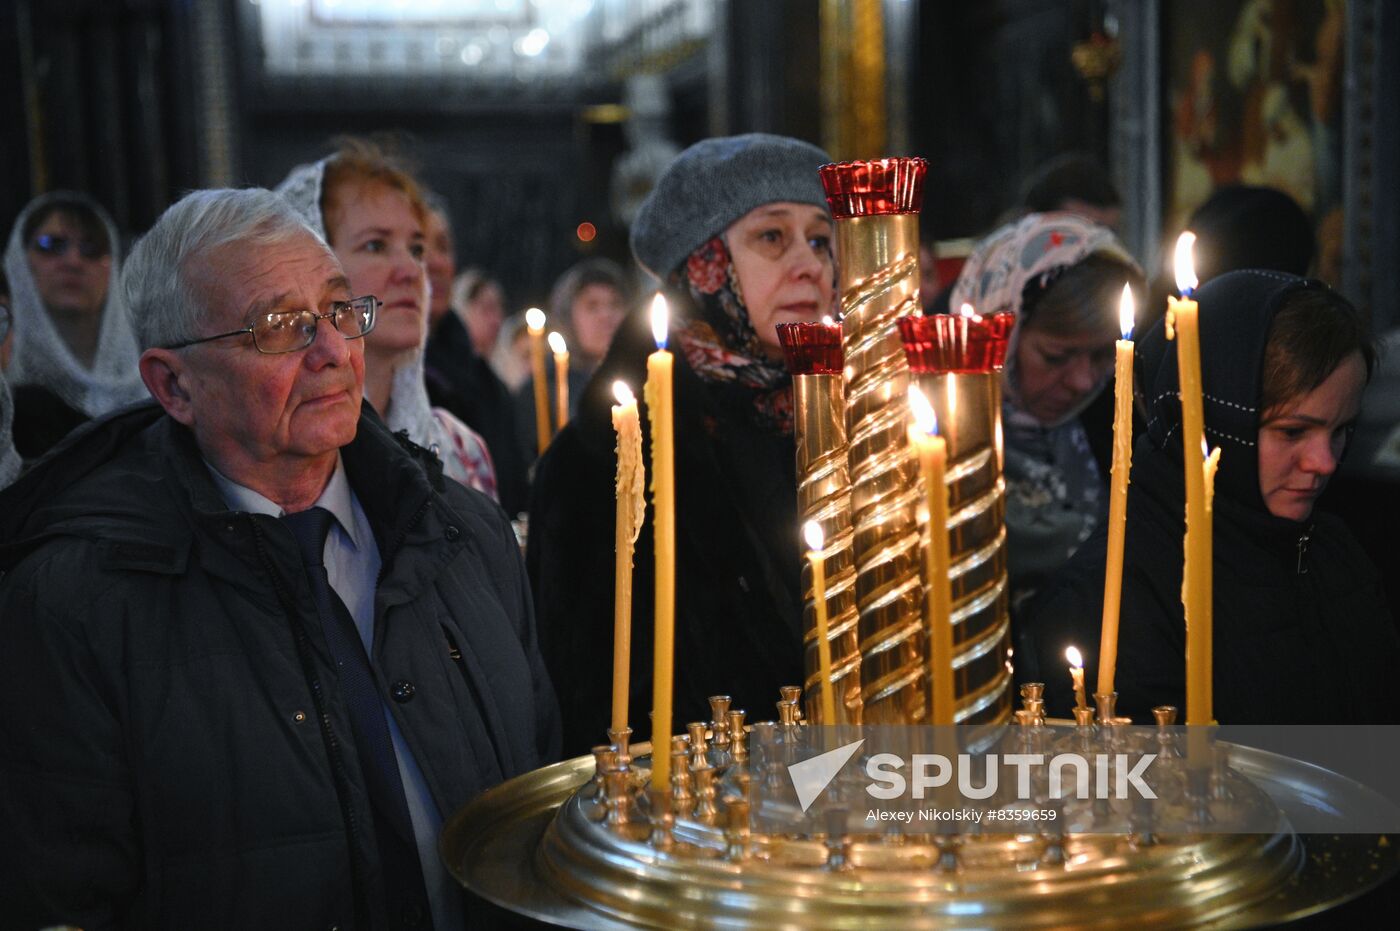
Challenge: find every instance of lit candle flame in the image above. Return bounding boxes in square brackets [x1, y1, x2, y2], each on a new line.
[525, 307, 546, 333]
[1119, 283, 1135, 340]
[959, 302, 981, 321]
[1065, 645, 1084, 669]
[612, 380, 634, 407]
[1201, 437, 1212, 460]
[803, 520, 824, 554]
[650, 293, 669, 349]
[1174, 231, 1199, 295]
[908, 384, 939, 436]
[821, 315, 836, 327]
[547, 331, 567, 356]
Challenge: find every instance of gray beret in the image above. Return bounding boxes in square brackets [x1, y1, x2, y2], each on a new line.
[630, 133, 833, 282]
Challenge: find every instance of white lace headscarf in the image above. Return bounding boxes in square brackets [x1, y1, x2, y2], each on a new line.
[2, 191, 147, 416]
[275, 159, 442, 455]
[0, 371, 20, 488]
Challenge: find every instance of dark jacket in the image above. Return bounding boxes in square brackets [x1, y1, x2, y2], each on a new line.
[425, 312, 530, 517]
[1023, 271, 1400, 723]
[10, 382, 88, 458]
[527, 309, 804, 758]
[0, 403, 560, 929]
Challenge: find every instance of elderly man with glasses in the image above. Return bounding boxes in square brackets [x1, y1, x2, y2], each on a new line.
[0, 188, 560, 930]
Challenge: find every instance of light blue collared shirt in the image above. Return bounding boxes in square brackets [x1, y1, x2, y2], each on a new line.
[206, 456, 463, 931]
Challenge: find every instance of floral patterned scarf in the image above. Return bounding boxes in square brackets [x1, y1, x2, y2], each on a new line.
[668, 236, 796, 434]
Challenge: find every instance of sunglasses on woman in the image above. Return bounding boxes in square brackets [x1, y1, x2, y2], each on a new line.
[29, 234, 109, 260]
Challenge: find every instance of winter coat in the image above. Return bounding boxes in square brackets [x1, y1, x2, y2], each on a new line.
[527, 309, 804, 758]
[0, 403, 560, 929]
[1022, 270, 1400, 723]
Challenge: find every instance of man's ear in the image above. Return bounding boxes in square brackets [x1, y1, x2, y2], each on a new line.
[139, 349, 196, 427]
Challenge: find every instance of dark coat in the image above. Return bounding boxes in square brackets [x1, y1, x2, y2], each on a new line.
[425, 311, 530, 517]
[527, 309, 804, 758]
[0, 403, 560, 929]
[1022, 271, 1400, 723]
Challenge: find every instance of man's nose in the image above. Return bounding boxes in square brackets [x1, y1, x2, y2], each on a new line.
[304, 315, 351, 367]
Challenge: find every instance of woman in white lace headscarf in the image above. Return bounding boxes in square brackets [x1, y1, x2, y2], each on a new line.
[276, 141, 497, 498]
[2, 191, 146, 416]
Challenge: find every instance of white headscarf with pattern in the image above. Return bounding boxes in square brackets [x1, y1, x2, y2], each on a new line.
[2, 191, 147, 416]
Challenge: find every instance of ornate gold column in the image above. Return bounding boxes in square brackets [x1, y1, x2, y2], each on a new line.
[777, 322, 861, 725]
[819, 158, 927, 724]
[819, 0, 888, 159]
[898, 312, 1016, 725]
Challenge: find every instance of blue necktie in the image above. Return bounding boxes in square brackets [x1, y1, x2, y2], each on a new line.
[283, 507, 432, 929]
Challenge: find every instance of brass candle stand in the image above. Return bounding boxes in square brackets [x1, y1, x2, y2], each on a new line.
[444, 685, 1399, 928]
[819, 158, 928, 725]
[778, 321, 862, 725]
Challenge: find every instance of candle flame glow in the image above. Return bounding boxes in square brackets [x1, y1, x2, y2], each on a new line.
[908, 384, 939, 436]
[612, 380, 634, 406]
[1119, 283, 1135, 339]
[959, 302, 981, 321]
[803, 520, 824, 554]
[547, 331, 567, 355]
[525, 307, 546, 332]
[1174, 231, 1199, 295]
[1202, 437, 1212, 459]
[650, 293, 669, 349]
[1066, 645, 1084, 669]
[822, 315, 836, 327]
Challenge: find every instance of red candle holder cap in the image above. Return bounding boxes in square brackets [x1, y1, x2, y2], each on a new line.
[776, 321, 844, 375]
[898, 311, 1015, 374]
[818, 158, 928, 219]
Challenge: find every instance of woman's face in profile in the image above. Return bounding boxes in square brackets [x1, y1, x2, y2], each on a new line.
[1012, 324, 1115, 424]
[725, 202, 834, 360]
[1257, 351, 1366, 521]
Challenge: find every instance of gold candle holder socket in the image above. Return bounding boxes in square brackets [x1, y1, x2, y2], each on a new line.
[693, 765, 720, 824]
[708, 696, 732, 748]
[1072, 706, 1097, 727]
[777, 700, 800, 726]
[647, 786, 675, 851]
[1094, 693, 1122, 726]
[687, 722, 709, 768]
[728, 710, 749, 762]
[607, 726, 632, 765]
[1153, 706, 1179, 726]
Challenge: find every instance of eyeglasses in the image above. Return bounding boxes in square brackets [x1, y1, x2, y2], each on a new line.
[29, 234, 109, 260]
[165, 296, 378, 354]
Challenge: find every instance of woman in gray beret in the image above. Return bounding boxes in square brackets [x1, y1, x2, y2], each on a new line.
[527, 133, 836, 756]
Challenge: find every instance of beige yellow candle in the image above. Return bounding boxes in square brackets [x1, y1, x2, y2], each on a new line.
[802, 521, 838, 725]
[610, 381, 645, 733]
[525, 307, 551, 454]
[644, 294, 676, 790]
[1167, 232, 1213, 726]
[1066, 646, 1088, 712]
[908, 385, 956, 726]
[548, 331, 570, 431]
[1097, 283, 1136, 697]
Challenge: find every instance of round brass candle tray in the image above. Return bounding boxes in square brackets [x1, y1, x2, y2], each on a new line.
[443, 700, 1400, 929]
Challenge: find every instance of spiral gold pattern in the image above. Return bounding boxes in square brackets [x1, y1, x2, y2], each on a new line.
[794, 373, 862, 724]
[837, 213, 925, 724]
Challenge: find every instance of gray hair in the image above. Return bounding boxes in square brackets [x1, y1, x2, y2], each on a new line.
[122, 188, 330, 350]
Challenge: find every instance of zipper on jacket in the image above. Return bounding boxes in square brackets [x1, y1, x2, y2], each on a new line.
[376, 496, 433, 586]
[1296, 529, 1311, 575]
